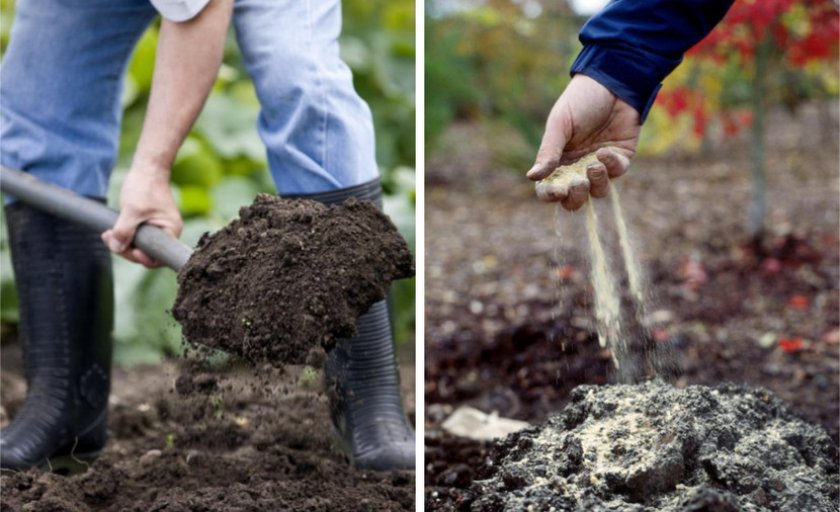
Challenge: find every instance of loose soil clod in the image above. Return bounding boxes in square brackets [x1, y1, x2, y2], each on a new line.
[0, 360, 415, 511]
[172, 195, 414, 365]
[469, 380, 839, 511]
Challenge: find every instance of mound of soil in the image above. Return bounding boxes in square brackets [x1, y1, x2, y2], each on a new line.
[173, 195, 414, 365]
[469, 381, 839, 511]
[0, 359, 415, 511]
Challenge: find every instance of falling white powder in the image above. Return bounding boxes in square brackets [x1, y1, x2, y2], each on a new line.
[610, 182, 646, 308]
[585, 201, 623, 364]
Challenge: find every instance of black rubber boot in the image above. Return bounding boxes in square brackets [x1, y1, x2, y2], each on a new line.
[1, 202, 113, 472]
[285, 179, 415, 471]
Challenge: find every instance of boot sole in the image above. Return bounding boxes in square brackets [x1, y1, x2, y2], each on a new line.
[0, 412, 107, 474]
[0, 450, 100, 475]
[329, 426, 415, 472]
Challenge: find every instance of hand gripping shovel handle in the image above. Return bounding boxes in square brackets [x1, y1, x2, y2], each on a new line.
[0, 166, 192, 271]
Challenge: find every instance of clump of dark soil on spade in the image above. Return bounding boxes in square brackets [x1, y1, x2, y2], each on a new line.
[468, 380, 838, 511]
[173, 195, 414, 365]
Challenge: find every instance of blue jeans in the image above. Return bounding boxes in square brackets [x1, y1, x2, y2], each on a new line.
[0, 0, 379, 197]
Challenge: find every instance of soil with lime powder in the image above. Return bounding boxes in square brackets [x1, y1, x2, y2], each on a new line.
[471, 381, 838, 511]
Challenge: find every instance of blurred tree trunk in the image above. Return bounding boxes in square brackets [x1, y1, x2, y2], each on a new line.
[748, 36, 772, 238]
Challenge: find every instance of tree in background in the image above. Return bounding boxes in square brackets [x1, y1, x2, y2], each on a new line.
[654, 0, 839, 237]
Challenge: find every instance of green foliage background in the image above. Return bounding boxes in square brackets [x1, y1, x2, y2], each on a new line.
[426, 1, 583, 153]
[0, 0, 416, 365]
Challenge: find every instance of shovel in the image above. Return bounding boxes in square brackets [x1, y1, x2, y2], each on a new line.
[0, 166, 193, 271]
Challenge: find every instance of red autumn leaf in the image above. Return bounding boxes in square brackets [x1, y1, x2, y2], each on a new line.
[802, 30, 834, 60]
[772, 23, 789, 47]
[761, 257, 782, 274]
[663, 0, 838, 129]
[735, 40, 754, 61]
[653, 328, 670, 343]
[736, 110, 753, 127]
[692, 105, 708, 137]
[821, 328, 839, 345]
[679, 256, 708, 290]
[657, 87, 691, 117]
[555, 265, 575, 281]
[778, 337, 804, 353]
[788, 294, 809, 309]
[722, 115, 740, 136]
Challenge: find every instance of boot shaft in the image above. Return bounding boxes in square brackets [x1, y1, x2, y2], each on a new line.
[284, 180, 415, 470]
[4, 202, 114, 417]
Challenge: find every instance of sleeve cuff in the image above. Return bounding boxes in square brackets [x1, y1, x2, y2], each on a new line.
[150, 0, 212, 22]
[570, 44, 664, 123]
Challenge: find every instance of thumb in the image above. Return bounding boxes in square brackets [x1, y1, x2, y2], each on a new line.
[105, 210, 141, 254]
[527, 108, 571, 181]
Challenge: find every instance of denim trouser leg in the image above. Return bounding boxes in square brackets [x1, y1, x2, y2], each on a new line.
[0, 0, 157, 197]
[232, 0, 380, 195]
[2, 0, 378, 197]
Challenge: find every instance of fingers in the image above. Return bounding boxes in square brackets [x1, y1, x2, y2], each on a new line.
[596, 147, 631, 178]
[106, 210, 141, 254]
[127, 248, 161, 269]
[164, 218, 184, 240]
[102, 208, 165, 269]
[528, 160, 559, 182]
[527, 103, 571, 181]
[101, 231, 162, 268]
[532, 131, 631, 208]
[543, 154, 612, 210]
[101, 230, 124, 256]
[547, 163, 606, 210]
[587, 161, 609, 198]
[556, 158, 615, 210]
[560, 181, 590, 211]
[536, 181, 567, 203]
[527, 141, 563, 182]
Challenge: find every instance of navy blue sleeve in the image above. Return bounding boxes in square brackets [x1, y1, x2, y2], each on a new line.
[570, 0, 734, 122]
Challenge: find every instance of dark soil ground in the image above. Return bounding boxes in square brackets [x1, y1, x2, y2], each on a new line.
[174, 195, 414, 365]
[0, 343, 416, 511]
[425, 103, 840, 510]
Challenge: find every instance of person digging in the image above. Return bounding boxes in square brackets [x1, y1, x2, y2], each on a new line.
[0, 0, 413, 472]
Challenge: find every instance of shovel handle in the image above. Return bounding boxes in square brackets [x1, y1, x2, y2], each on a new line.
[0, 166, 192, 271]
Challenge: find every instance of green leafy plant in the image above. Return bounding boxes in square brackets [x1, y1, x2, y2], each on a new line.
[209, 395, 225, 420]
[299, 366, 320, 389]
